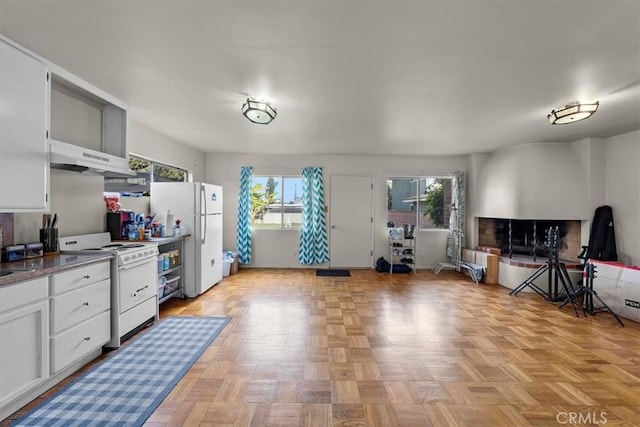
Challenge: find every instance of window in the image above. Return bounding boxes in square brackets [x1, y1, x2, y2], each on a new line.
[104, 155, 188, 196]
[387, 177, 452, 229]
[252, 176, 303, 228]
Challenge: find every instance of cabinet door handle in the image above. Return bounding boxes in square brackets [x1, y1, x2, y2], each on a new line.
[83, 275, 91, 279]
[82, 301, 90, 307]
[83, 336, 91, 341]
[135, 285, 149, 293]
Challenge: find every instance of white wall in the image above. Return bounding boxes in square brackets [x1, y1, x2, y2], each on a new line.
[473, 142, 591, 220]
[50, 88, 102, 151]
[605, 130, 640, 265]
[129, 120, 206, 182]
[573, 138, 607, 210]
[13, 170, 105, 243]
[466, 153, 489, 248]
[205, 153, 467, 268]
[572, 137, 607, 244]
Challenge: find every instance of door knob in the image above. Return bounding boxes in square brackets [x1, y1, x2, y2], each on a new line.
[331, 225, 335, 229]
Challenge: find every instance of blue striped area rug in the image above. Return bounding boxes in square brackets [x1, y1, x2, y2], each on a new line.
[13, 316, 231, 427]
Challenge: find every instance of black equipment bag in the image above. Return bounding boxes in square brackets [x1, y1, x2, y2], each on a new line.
[376, 257, 391, 272]
[585, 205, 618, 261]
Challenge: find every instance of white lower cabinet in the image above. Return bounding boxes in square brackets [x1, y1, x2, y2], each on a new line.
[51, 311, 110, 373]
[50, 278, 110, 338]
[50, 262, 111, 373]
[0, 277, 49, 411]
[0, 260, 111, 421]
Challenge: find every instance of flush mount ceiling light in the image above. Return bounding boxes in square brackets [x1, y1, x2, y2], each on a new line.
[242, 98, 277, 124]
[547, 101, 599, 125]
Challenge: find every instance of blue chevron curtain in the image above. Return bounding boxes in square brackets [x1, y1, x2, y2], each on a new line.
[236, 166, 253, 264]
[298, 167, 330, 265]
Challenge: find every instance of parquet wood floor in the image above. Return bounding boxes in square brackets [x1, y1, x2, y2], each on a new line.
[4, 269, 640, 426]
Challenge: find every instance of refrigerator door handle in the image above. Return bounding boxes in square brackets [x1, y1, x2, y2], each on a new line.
[200, 185, 207, 244]
[202, 214, 207, 243]
[201, 184, 207, 216]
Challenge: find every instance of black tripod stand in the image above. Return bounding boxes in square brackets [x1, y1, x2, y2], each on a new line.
[559, 262, 624, 326]
[509, 227, 583, 317]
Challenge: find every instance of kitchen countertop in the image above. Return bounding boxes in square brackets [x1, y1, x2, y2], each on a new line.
[146, 233, 190, 245]
[0, 253, 113, 287]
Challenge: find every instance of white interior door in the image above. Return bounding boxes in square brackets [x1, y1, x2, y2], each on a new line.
[330, 175, 373, 268]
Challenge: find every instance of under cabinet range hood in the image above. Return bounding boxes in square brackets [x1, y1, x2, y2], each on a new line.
[49, 139, 135, 177]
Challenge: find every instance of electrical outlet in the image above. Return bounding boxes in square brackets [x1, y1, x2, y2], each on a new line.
[421, 253, 425, 259]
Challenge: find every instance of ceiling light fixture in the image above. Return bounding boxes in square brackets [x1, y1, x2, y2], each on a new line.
[242, 98, 277, 124]
[547, 101, 599, 125]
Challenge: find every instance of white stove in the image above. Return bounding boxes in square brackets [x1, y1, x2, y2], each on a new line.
[59, 233, 159, 347]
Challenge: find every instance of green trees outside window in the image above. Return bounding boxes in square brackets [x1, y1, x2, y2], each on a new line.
[387, 177, 451, 229]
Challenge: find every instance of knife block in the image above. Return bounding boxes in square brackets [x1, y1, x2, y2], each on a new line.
[40, 228, 59, 253]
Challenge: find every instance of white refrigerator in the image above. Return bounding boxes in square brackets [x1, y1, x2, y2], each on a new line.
[150, 182, 223, 297]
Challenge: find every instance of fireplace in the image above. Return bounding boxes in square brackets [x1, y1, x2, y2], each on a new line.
[478, 218, 581, 261]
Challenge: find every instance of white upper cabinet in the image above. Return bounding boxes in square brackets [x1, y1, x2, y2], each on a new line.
[0, 38, 50, 212]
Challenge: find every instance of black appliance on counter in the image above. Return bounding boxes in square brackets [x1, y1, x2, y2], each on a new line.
[106, 211, 135, 241]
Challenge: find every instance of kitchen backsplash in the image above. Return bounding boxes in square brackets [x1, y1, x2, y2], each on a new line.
[119, 196, 150, 216]
[12, 170, 106, 243]
[0, 213, 14, 248]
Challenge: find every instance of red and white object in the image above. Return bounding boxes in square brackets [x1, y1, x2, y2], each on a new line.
[591, 260, 640, 323]
[59, 232, 159, 347]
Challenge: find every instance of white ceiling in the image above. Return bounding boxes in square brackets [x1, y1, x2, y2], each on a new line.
[1, 0, 639, 156]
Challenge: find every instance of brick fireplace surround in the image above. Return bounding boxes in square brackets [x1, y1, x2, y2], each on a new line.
[478, 217, 582, 264]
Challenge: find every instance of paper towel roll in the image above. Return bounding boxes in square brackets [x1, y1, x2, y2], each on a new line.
[165, 210, 174, 235]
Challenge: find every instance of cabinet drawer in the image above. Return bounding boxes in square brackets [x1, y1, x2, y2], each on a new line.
[0, 277, 48, 313]
[51, 311, 110, 374]
[51, 261, 110, 295]
[50, 279, 110, 334]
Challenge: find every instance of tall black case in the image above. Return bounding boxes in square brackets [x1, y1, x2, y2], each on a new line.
[586, 205, 617, 261]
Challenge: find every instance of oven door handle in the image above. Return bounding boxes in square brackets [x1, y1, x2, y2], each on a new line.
[135, 285, 150, 293]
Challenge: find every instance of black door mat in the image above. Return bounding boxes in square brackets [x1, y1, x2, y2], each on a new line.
[316, 269, 351, 277]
